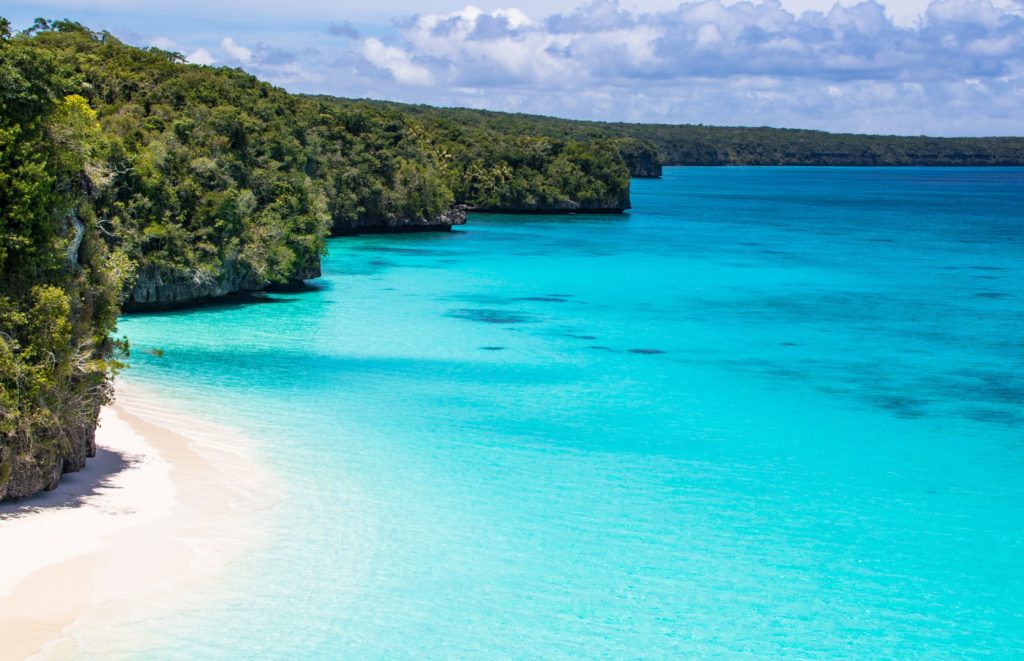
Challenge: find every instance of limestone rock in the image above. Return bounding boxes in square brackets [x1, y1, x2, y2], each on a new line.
[332, 205, 468, 235]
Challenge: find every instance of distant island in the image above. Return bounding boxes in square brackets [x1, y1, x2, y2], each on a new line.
[2, 17, 1023, 501]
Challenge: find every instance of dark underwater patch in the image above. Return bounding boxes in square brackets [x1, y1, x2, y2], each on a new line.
[479, 346, 505, 351]
[447, 308, 535, 324]
[443, 293, 519, 305]
[628, 348, 666, 355]
[947, 368, 1024, 405]
[765, 367, 803, 379]
[354, 245, 440, 255]
[869, 393, 928, 418]
[959, 407, 1022, 425]
[515, 296, 569, 303]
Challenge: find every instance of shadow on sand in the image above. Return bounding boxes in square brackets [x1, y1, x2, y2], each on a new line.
[0, 448, 138, 519]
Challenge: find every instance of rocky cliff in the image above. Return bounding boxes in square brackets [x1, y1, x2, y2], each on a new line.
[625, 152, 663, 178]
[618, 139, 663, 178]
[471, 190, 631, 214]
[331, 206, 468, 236]
[0, 206, 112, 502]
[125, 257, 322, 311]
[125, 206, 467, 310]
[0, 400, 100, 501]
[123, 209, 468, 309]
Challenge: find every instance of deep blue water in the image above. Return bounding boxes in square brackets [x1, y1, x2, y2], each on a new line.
[106, 167, 1022, 657]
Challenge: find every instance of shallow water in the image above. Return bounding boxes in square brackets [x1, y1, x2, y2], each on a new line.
[104, 167, 1022, 657]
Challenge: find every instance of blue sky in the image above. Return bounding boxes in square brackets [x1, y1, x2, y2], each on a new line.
[7, 0, 1024, 135]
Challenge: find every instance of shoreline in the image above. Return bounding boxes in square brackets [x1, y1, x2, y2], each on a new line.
[0, 382, 278, 660]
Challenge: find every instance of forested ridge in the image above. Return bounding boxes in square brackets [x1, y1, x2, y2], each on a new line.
[342, 100, 1024, 168]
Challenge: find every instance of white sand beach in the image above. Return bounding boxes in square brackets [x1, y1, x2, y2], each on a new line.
[0, 383, 278, 660]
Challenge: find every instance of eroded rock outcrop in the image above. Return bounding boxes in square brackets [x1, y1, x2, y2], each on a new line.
[471, 190, 631, 214]
[0, 396, 100, 501]
[617, 138, 663, 178]
[332, 206, 468, 236]
[625, 151, 663, 178]
[125, 257, 322, 311]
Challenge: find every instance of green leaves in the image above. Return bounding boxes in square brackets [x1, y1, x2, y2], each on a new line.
[25, 285, 71, 362]
[48, 93, 105, 178]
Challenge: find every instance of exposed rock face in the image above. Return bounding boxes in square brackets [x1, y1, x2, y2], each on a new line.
[127, 260, 261, 310]
[65, 213, 85, 269]
[124, 257, 321, 311]
[617, 139, 663, 178]
[471, 191, 631, 214]
[626, 152, 663, 178]
[0, 400, 99, 501]
[332, 205, 468, 236]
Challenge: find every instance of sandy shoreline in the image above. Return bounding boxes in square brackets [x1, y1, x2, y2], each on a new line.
[0, 383, 278, 660]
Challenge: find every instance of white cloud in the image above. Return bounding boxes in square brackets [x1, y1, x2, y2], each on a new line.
[695, 23, 722, 48]
[186, 48, 216, 65]
[149, 36, 177, 50]
[966, 33, 1020, 55]
[361, 38, 435, 85]
[330, 0, 1023, 134]
[220, 37, 253, 63]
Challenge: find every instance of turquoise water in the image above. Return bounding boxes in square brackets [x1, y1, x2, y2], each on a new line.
[114, 167, 1022, 657]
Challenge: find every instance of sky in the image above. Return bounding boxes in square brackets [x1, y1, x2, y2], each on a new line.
[6, 0, 1024, 136]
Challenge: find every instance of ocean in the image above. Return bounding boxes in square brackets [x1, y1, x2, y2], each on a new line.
[102, 167, 1022, 657]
